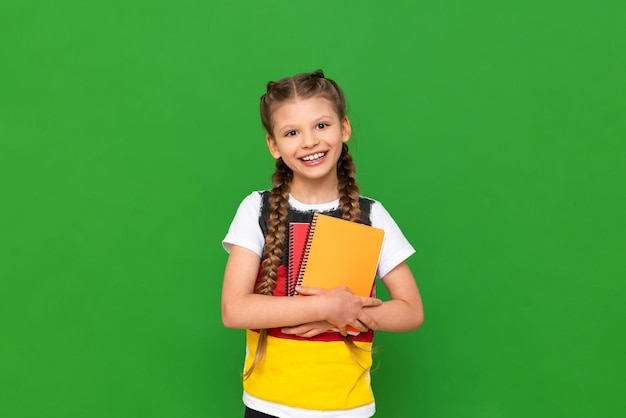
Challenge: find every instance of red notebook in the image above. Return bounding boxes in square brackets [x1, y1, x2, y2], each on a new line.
[288, 223, 310, 296]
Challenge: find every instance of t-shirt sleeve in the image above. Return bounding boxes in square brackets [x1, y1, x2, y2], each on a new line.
[222, 192, 265, 257]
[371, 201, 416, 279]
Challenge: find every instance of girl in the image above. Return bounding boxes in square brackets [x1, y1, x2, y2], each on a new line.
[222, 70, 424, 418]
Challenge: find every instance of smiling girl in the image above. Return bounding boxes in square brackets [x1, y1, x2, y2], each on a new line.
[222, 70, 424, 417]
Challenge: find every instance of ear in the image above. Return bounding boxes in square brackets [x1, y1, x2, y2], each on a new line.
[341, 116, 352, 143]
[266, 133, 282, 159]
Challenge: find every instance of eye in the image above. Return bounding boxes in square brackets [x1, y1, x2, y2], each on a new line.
[285, 130, 297, 137]
[316, 123, 328, 129]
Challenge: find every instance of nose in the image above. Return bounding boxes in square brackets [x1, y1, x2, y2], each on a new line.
[301, 130, 319, 148]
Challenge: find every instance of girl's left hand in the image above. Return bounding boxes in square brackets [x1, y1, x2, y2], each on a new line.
[281, 321, 337, 338]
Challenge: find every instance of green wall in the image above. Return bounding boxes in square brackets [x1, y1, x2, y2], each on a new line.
[1, 1, 624, 417]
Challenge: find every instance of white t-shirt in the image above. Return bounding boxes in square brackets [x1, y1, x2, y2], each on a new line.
[223, 191, 415, 279]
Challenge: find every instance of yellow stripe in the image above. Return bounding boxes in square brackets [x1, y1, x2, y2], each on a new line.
[244, 330, 374, 411]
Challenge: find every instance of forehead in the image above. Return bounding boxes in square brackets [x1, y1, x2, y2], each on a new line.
[271, 97, 339, 125]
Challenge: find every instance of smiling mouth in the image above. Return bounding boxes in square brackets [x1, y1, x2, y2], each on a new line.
[301, 152, 326, 162]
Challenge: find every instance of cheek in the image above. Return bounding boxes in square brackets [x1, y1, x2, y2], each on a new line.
[273, 141, 297, 157]
[327, 130, 349, 142]
[320, 128, 343, 140]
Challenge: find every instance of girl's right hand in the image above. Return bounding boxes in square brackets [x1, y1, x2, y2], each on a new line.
[295, 285, 382, 336]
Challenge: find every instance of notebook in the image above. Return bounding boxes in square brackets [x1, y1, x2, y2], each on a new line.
[288, 223, 311, 296]
[296, 213, 385, 334]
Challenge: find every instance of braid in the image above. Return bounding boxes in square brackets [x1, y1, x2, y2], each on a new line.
[243, 158, 292, 379]
[337, 145, 375, 368]
[258, 159, 292, 294]
[337, 144, 361, 223]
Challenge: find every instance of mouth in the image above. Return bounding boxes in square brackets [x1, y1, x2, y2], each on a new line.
[300, 152, 326, 162]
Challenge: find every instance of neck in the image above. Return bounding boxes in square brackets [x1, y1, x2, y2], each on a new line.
[289, 177, 339, 204]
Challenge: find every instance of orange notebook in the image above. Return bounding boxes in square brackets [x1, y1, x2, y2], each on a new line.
[296, 213, 385, 334]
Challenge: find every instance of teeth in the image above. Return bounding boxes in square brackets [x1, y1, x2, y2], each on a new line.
[302, 152, 325, 161]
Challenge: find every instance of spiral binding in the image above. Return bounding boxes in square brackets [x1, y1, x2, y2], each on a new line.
[287, 224, 297, 296]
[296, 213, 319, 290]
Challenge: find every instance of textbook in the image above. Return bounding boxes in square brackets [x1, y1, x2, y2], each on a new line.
[296, 213, 385, 333]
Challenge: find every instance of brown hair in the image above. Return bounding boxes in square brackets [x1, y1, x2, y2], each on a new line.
[244, 70, 363, 379]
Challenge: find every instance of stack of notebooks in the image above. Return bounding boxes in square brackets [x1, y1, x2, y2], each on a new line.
[288, 213, 385, 334]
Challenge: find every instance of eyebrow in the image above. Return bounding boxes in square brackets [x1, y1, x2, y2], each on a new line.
[277, 116, 336, 133]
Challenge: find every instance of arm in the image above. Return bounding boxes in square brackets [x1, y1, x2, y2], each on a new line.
[283, 261, 423, 337]
[363, 261, 424, 331]
[221, 245, 382, 331]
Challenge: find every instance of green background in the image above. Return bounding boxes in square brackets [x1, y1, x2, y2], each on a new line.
[1, 1, 625, 417]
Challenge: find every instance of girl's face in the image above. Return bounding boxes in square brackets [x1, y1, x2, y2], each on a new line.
[266, 96, 351, 188]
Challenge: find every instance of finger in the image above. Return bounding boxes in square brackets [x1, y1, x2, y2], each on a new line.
[335, 285, 353, 294]
[353, 319, 369, 332]
[282, 325, 307, 335]
[360, 297, 383, 307]
[298, 329, 320, 338]
[337, 325, 348, 336]
[295, 285, 324, 296]
[357, 316, 379, 331]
